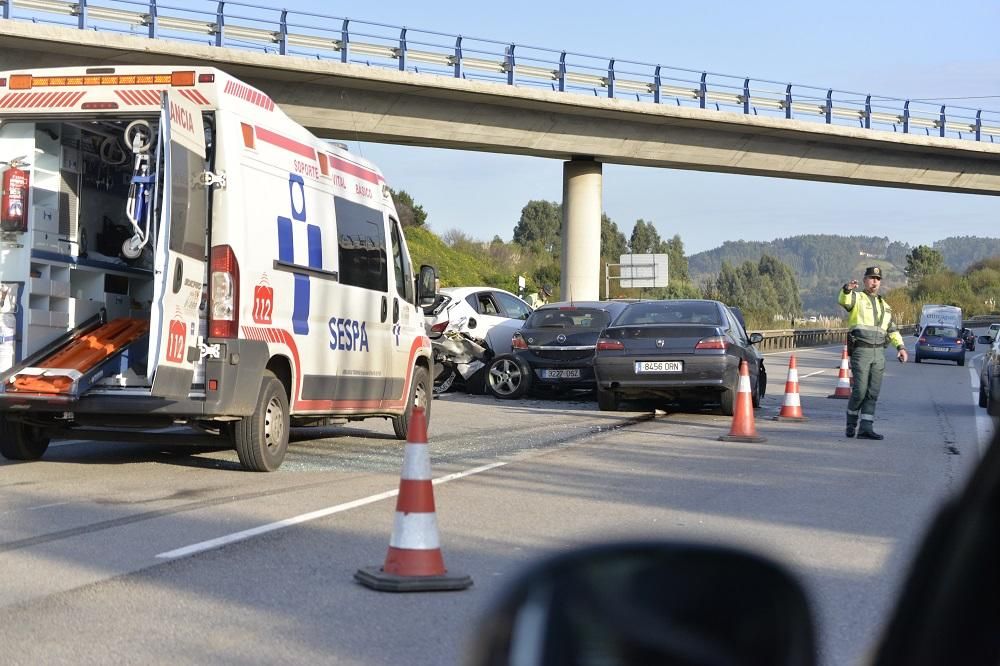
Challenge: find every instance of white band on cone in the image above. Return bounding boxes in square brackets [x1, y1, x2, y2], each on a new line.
[738, 374, 752, 392]
[788, 369, 798, 382]
[390, 512, 441, 549]
[402, 444, 432, 480]
[783, 393, 801, 407]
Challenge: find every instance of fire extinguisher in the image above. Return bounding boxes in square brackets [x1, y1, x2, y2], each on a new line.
[1, 157, 29, 233]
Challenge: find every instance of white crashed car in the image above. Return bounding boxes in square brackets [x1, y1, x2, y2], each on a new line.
[423, 286, 533, 356]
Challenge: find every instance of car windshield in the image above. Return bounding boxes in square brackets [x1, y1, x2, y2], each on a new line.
[525, 307, 612, 330]
[616, 301, 722, 326]
[925, 326, 959, 338]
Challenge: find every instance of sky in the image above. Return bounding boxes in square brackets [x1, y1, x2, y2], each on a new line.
[207, 0, 999, 254]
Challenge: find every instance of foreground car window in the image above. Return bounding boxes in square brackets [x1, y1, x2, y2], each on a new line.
[618, 301, 723, 326]
[526, 308, 612, 329]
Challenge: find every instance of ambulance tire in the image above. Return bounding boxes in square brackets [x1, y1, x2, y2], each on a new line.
[393, 365, 431, 440]
[0, 415, 50, 461]
[233, 371, 289, 472]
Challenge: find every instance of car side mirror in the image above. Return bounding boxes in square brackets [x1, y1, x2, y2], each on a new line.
[979, 335, 992, 344]
[416, 265, 437, 308]
[749, 332, 764, 344]
[467, 541, 816, 666]
[467, 317, 477, 330]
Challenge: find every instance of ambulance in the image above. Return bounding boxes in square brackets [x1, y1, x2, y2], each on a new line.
[0, 66, 437, 471]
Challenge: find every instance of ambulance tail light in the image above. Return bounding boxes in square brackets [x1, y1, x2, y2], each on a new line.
[429, 320, 449, 335]
[210, 245, 240, 338]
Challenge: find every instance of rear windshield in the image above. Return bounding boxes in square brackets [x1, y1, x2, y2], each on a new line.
[616, 301, 723, 326]
[525, 308, 612, 330]
[924, 326, 960, 338]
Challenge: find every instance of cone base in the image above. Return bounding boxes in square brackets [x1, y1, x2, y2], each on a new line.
[719, 434, 767, 443]
[355, 566, 473, 592]
[773, 415, 809, 421]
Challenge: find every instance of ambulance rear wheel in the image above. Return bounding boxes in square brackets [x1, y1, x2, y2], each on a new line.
[0, 415, 50, 461]
[233, 371, 289, 472]
[393, 365, 430, 440]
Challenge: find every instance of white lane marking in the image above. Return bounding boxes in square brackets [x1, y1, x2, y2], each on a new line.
[800, 370, 826, 379]
[156, 461, 507, 560]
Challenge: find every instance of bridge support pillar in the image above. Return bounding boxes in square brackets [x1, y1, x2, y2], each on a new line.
[561, 158, 602, 301]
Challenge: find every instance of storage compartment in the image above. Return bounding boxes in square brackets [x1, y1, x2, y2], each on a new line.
[1, 111, 210, 392]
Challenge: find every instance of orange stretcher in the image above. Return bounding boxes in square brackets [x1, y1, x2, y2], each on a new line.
[6, 318, 149, 395]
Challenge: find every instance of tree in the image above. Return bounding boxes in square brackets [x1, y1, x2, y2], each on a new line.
[601, 214, 628, 261]
[905, 245, 946, 285]
[665, 234, 690, 285]
[629, 219, 664, 254]
[390, 189, 427, 228]
[512, 200, 561, 253]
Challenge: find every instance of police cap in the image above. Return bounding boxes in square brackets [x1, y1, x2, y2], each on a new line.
[864, 266, 882, 279]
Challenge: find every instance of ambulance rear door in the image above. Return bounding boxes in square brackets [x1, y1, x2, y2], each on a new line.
[148, 90, 208, 399]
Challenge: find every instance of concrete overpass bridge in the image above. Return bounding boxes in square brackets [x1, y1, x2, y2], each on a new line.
[3, 0, 1000, 299]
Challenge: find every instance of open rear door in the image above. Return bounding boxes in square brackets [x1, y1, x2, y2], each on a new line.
[148, 90, 208, 399]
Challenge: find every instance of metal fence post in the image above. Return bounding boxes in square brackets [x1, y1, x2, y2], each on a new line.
[277, 9, 287, 55]
[607, 58, 615, 98]
[453, 35, 462, 78]
[341, 19, 350, 64]
[825, 89, 832, 124]
[398, 27, 407, 72]
[785, 83, 792, 119]
[903, 100, 910, 134]
[743, 77, 750, 114]
[214, 1, 225, 47]
[976, 110, 982, 141]
[77, 0, 87, 30]
[558, 52, 566, 92]
[864, 94, 871, 129]
[506, 44, 515, 86]
[939, 105, 946, 138]
[699, 72, 707, 109]
[652, 65, 661, 104]
[148, 0, 158, 39]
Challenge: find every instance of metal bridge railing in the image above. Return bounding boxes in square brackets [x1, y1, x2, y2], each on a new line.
[3, 0, 1000, 143]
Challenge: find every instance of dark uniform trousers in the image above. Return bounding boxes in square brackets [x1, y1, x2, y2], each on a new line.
[847, 342, 885, 432]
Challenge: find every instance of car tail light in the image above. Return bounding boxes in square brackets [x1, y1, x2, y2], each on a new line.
[596, 338, 624, 351]
[956, 339, 964, 345]
[695, 336, 728, 350]
[429, 320, 449, 335]
[210, 244, 240, 338]
[512, 334, 528, 350]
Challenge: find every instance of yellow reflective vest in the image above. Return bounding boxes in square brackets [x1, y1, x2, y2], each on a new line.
[838, 287, 904, 349]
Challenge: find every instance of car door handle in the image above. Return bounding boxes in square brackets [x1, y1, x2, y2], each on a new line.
[381, 296, 388, 323]
[393, 298, 399, 324]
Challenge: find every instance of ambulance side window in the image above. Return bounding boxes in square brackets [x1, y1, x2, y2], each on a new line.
[168, 142, 208, 258]
[335, 196, 388, 292]
[388, 217, 413, 303]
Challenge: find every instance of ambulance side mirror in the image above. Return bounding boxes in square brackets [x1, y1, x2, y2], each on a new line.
[417, 265, 437, 308]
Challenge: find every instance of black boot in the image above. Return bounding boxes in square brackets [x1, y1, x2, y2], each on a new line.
[845, 424, 856, 438]
[857, 429, 884, 440]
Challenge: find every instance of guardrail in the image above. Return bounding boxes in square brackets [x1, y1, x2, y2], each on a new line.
[758, 317, 1000, 353]
[2, 0, 999, 143]
[758, 324, 921, 353]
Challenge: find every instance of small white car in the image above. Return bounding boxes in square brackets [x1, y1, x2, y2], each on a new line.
[423, 287, 533, 355]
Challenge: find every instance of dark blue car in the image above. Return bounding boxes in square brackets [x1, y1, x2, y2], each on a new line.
[915, 325, 966, 366]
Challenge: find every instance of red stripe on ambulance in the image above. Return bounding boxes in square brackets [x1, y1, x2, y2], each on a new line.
[255, 126, 316, 160]
[328, 155, 383, 186]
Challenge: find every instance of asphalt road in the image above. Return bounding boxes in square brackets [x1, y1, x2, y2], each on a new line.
[0, 337, 994, 665]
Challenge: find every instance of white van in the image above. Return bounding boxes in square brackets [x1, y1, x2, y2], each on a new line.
[0, 66, 436, 471]
[919, 304, 963, 333]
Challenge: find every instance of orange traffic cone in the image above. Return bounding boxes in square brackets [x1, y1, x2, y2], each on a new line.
[773, 355, 808, 421]
[355, 406, 472, 592]
[828, 346, 852, 399]
[719, 360, 767, 443]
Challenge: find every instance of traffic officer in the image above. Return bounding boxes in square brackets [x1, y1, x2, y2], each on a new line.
[527, 284, 553, 308]
[838, 266, 908, 439]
